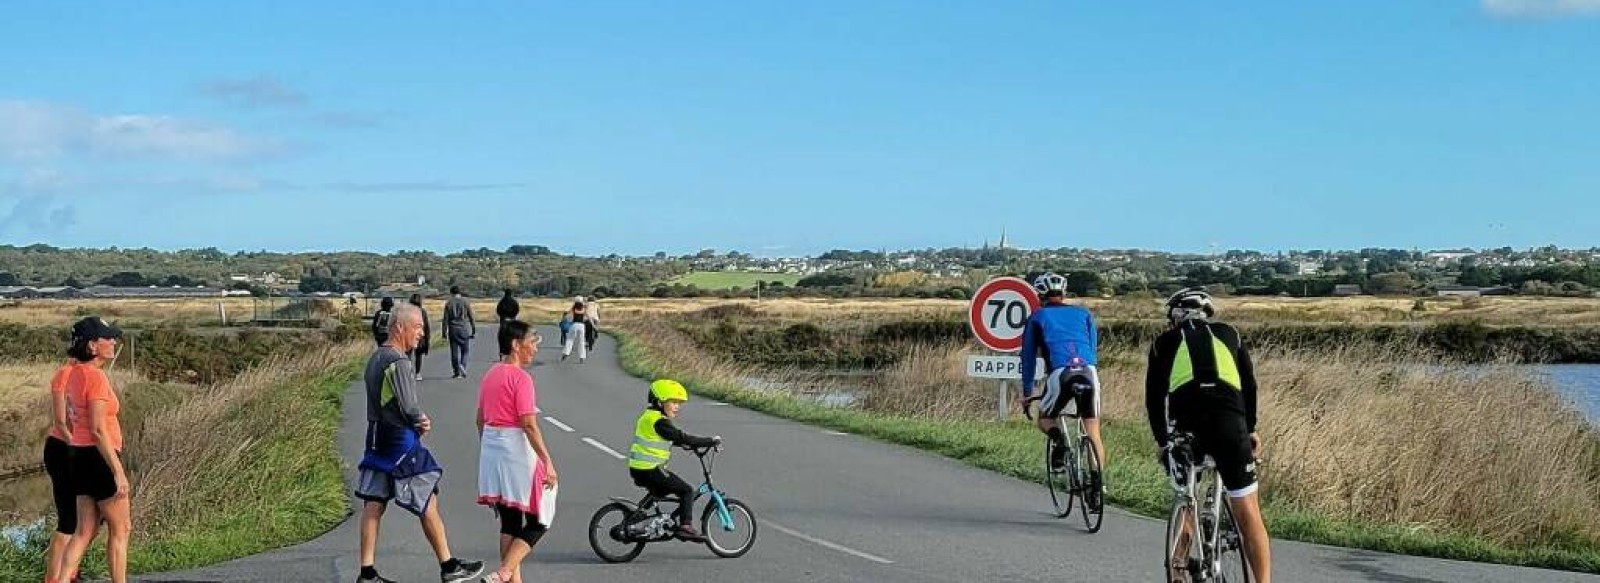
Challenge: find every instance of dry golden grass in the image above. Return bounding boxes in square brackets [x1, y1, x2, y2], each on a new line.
[0, 364, 156, 471]
[868, 337, 1600, 549]
[1245, 347, 1600, 547]
[0, 298, 260, 328]
[128, 342, 367, 533]
[864, 343, 995, 418]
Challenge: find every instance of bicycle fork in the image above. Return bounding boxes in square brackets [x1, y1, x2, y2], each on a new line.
[699, 484, 736, 531]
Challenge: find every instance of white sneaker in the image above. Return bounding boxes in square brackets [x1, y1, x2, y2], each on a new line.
[415, 374, 424, 382]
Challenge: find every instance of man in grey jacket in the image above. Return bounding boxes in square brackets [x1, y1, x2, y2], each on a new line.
[443, 286, 476, 378]
[355, 303, 482, 583]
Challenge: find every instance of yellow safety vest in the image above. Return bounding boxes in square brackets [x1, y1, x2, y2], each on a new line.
[628, 409, 672, 470]
[1168, 324, 1242, 393]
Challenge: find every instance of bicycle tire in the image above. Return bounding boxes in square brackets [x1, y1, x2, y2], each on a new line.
[1166, 500, 1201, 583]
[588, 503, 646, 563]
[1216, 496, 1252, 582]
[1077, 436, 1104, 533]
[1045, 437, 1073, 518]
[701, 497, 758, 558]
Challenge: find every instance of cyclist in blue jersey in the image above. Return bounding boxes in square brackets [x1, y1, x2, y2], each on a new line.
[1019, 272, 1105, 474]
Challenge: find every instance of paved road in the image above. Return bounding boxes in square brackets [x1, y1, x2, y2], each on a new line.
[148, 326, 1599, 582]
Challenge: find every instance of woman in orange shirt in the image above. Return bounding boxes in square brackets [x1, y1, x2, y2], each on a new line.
[42, 358, 80, 583]
[55, 317, 131, 583]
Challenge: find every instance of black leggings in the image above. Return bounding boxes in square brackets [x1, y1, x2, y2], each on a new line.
[631, 468, 695, 526]
[42, 437, 75, 535]
[496, 505, 547, 546]
[411, 349, 425, 375]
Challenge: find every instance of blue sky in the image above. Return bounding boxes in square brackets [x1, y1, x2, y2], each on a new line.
[2, 1, 1597, 257]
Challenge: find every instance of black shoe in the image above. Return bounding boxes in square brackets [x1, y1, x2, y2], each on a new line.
[675, 524, 706, 542]
[1049, 451, 1067, 473]
[441, 559, 485, 583]
[357, 573, 397, 583]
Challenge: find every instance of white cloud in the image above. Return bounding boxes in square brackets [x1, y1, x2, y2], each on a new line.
[0, 100, 281, 162]
[199, 76, 308, 108]
[1483, 0, 1600, 18]
[0, 195, 77, 237]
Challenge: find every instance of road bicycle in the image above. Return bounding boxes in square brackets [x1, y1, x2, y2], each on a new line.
[1025, 369, 1104, 533]
[1163, 431, 1249, 582]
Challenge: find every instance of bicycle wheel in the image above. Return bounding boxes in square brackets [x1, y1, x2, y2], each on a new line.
[1216, 496, 1252, 582]
[1165, 502, 1199, 583]
[588, 503, 646, 563]
[1045, 437, 1073, 517]
[701, 497, 758, 558]
[1077, 436, 1104, 533]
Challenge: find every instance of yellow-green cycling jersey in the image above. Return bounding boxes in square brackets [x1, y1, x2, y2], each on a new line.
[1168, 326, 1242, 392]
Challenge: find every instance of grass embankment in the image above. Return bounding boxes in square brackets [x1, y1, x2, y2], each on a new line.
[611, 314, 1600, 573]
[0, 343, 367, 582]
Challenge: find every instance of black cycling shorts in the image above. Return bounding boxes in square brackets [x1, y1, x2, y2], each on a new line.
[1040, 366, 1100, 419]
[1171, 391, 1257, 497]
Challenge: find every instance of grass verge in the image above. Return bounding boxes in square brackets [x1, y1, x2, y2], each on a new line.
[611, 328, 1600, 574]
[0, 344, 366, 582]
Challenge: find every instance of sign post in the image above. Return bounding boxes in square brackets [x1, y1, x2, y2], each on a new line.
[966, 277, 1042, 421]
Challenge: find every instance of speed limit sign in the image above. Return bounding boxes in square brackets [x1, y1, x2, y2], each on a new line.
[968, 277, 1042, 353]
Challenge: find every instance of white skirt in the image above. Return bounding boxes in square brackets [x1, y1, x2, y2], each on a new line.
[477, 426, 543, 516]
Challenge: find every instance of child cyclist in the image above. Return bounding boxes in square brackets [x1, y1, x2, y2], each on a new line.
[627, 379, 721, 541]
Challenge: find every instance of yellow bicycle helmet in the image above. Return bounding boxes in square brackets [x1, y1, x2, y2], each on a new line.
[649, 379, 689, 403]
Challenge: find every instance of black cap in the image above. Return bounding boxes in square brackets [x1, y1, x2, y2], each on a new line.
[71, 316, 123, 342]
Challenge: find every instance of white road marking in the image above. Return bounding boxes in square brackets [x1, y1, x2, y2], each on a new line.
[543, 416, 574, 432]
[582, 437, 626, 460]
[710, 402, 730, 406]
[767, 521, 894, 565]
[824, 431, 849, 436]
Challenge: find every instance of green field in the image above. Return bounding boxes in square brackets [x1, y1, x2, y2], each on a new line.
[670, 271, 803, 289]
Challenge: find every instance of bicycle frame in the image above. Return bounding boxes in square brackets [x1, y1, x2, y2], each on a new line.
[694, 448, 738, 531]
[1166, 435, 1225, 581]
[616, 447, 738, 533]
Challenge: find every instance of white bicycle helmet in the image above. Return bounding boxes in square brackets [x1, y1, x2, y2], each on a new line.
[1032, 272, 1069, 295]
[1164, 287, 1215, 324]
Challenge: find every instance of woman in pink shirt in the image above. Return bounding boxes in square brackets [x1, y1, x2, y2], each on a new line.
[476, 320, 557, 583]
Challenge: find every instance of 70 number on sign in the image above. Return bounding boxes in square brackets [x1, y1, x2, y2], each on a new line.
[986, 297, 1029, 331]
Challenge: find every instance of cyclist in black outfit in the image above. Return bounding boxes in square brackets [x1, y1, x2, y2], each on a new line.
[1145, 288, 1271, 583]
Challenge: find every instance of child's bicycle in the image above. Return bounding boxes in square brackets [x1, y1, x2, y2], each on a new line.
[587, 443, 758, 562]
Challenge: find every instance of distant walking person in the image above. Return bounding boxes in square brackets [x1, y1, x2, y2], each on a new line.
[41, 358, 79, 583]
[583, 298, 599, 352]
[476, 321, 557, 583]
[55, 317, 130, 583]
[496, 289, 521, 324]
[558, 312, 572, 346]
[444, 286, 476, 378]
[561, 300, 588, 363]
[354, 303, 483, 583]
[372, 297, 395, 346]
[409, 293, 432, 382]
